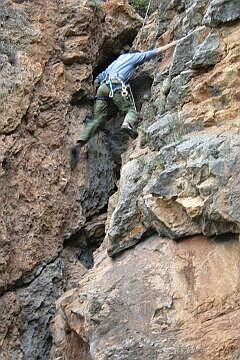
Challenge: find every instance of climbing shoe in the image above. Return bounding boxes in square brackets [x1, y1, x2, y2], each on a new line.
[70, 145, 79, 170]
[121, 123, 138, 139]
[70, 140, 86, 169]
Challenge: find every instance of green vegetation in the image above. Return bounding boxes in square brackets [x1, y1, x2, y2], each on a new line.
[137, 154, 164, 176]
[168, 118, 184, 143]
[129, 0, 149, 15]
[86, 0, 102, 10]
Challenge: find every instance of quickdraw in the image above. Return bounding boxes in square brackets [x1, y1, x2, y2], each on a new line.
[121, 84, 128, 97]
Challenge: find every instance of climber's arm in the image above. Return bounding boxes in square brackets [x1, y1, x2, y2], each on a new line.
[133, 39, 178, 65]
[94, 69, 108, 87]
[155, 39, 178, 55]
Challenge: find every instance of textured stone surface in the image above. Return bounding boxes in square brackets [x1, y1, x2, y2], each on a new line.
[2, 0, 240, 358]
[0, 260, 63, 360]
[203, 0, 240, 26]
[52, 0, 240, 357]
[0, 0, 141, 291]
[107, 158, 152, 256]
[170, 27, 207, 77]
[191, 33, 221, 68]
[0, 0, 141, 357]
[51, 235, 240, 359]
[142, 131, 240, 239]
[165, 70, 193, 110]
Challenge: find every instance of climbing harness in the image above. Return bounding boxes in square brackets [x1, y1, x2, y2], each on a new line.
[107, 77, 129, 98]
[106, 77, 137, 111]
[121, 83, 128, 97]
[94, 95, 109, 102]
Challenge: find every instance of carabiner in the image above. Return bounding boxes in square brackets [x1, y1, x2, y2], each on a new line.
[121, 85, 128, 97]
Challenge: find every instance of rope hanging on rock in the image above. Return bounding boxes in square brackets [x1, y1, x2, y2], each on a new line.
[134, 0, 152, 49]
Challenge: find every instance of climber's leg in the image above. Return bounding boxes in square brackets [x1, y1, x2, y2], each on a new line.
[77, 83, 109, 143]
[112, 91, 138, 139]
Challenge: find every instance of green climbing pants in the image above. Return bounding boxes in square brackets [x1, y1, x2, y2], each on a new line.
[79, 82, 138, 142]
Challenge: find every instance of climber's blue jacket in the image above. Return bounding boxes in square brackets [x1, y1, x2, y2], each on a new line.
[95, 49, 157, 85]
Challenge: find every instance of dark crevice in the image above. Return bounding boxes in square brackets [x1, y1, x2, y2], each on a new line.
[63, 212, 107, 270]
[0, 252, 60, 297]
[70, 90, 94, 106]
[93, 28, 139, 79]
[67, 43, 155, 264]
[175, 231, 238, 244]
[131, 73, 154, 110]
[86, 204, 108, 222]
[208, 232, 238, 244]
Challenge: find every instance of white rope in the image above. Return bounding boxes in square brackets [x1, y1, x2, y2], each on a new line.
[134, 0, 152, 49]
[129, 85, 137, 111]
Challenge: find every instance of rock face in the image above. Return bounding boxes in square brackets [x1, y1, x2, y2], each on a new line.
[1, 0, 240, 358]
[107, 0, 240, 257]
[51, 235, 240, 359]
[0, 0, 141, 358]
[50, 0, 240, 359]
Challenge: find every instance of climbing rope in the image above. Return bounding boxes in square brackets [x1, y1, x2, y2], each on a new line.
[134, 0, 152, 49]
[128, 85, 137, 111]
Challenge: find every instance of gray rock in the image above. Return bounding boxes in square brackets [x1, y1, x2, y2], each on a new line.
[191, 33, 220, 68]
[16, 260, 63, 360]
[174, 0, 209, 38]
[157, 0, 172, 37]
[165, 70, 193, 110]
[145, 132, 240, 238]
[106, 130, 240, 253]
[107, 158, 152, 256]
[171, 0, 186, 13]
[170, 28, 205, 77]
[145, 113, 180, 151]
[145, 109, 203, 153]
[0, 259, 63, 360]
[183, 0, 208, 32]
[203, 0, 240, 26]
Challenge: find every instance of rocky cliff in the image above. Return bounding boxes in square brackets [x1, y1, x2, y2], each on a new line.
[1, 0, 240, 359]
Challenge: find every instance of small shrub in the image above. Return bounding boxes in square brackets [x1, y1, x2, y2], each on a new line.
[87, 0, 102, 10]
[129, 0, 149, 16]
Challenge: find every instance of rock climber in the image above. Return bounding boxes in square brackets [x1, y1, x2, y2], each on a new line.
[74, 40, 177, 151]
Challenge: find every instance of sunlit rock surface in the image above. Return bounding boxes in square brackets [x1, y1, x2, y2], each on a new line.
[0, 0, 141, 358]
[51, 0, 240, 359]
[1, 0, 240, 358]
[51, 235, 240, 359]
[107, 0, 240, 257]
